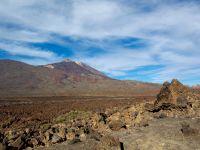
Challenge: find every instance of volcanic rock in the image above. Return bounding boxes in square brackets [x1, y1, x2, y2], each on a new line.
[88, 131, 101, 141]
[37, 133, 46, 145]
[144, 103, 155, 112]
[44, 131, 51, 141]
[27, 138, 38, 147]
[154, 79, 194, 109]
[51, 134, 62, 144]
[95, 135, 121, 150]
[0, 143, 6, 150]
[66, 132, 76, 141]
[109, 120, 125, 131]
[57, 127, 66, 140]
[101, 135, 120, 147]
[9, 135, 25, 150]
[79, 133, 86, 142]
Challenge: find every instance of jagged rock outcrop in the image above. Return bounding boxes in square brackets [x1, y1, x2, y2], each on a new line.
[154, 79, 196, 109]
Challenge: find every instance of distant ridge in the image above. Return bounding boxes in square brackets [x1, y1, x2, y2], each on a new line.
[0, 59, 161, 96]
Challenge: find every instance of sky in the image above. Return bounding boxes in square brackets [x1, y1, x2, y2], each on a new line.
[0, 0, 200, 85]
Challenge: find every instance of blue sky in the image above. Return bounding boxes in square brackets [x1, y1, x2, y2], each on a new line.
[0, 0, 200, 85]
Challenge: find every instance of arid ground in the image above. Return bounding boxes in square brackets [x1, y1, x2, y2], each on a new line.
[0, 96, 154, 131]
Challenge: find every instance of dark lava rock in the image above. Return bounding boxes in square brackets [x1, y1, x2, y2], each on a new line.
[99, 113, 107, 124]
[0, 133, 5, 143]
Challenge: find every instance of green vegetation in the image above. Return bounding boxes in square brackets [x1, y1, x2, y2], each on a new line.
[54, 111, 91, 123]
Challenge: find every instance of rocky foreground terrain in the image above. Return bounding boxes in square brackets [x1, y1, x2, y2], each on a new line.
[1, 79, 200, 150]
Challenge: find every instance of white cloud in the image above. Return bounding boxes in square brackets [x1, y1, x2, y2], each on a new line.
[1, 0, 200, 42]
[74, 48, 157, 73]
[0, 27, 49, 43]
[0, 41, 56, 59]
[0, 0, 200, 84]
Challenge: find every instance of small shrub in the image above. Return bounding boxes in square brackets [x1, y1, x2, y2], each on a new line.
[54, 111, 90, 123]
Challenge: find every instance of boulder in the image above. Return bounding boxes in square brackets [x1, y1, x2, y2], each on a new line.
[66, 132, 75, 141]
[89, 131, 101, 141]
[101, 135, 120, 147]
[109, 120, 125, 131]
[0, 133, 4, 141]
[5, 130, 21, 141]
[40, 124, 51, 133]
[37, 133, 46, 145]
[57, 127, 66, 139]
[9, 135, 25, 150]
[27, 138, 38, 147]
[154, 79, 194, 109]
[79, 133, 86, 142]
[144, 103, 155, 112]
[51, 134, 62, 144]
[44, 131, 51, 141]
[25, 128, 30, 134]
[95, 135, 121, 150]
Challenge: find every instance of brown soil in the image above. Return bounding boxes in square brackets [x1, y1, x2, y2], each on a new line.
[0, 96, 155, 131]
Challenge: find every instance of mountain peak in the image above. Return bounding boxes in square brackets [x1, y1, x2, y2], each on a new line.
[62, 59, 83, 66]
[74, 61, 85, 66]
[43, 59, 109, 78]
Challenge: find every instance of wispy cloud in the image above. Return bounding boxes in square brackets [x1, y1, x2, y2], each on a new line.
[0, 0, 200, 84]
[0, 41, 58, 59]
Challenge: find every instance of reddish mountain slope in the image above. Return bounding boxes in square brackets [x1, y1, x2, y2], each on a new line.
[0, 59, 161, 96]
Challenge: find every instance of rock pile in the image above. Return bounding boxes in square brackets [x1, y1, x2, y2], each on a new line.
[0, 111, 103, 149]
